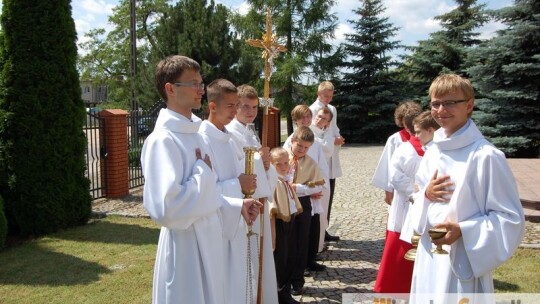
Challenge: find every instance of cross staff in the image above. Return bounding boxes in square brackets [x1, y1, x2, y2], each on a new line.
[246, 7, 286, 304]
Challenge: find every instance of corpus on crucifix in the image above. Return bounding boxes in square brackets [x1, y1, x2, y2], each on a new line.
[246, 7, 287, 119]
[245, 7, 287, 304]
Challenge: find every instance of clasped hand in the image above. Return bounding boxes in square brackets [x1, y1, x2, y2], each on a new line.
[425, 169, 454, 202]
[241, 198, 262, 225]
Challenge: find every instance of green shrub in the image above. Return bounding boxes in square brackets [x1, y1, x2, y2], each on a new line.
[0, 1, 91, 235]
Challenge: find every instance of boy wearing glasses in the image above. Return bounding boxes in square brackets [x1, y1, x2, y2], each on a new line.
[141, 55, 225, 303]
[408, 74, 525, 302]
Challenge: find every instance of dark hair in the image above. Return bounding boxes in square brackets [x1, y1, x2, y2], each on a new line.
[413, 110, 440, 131]
[155, 55, 200, 101]
[207, 79, 237, 103]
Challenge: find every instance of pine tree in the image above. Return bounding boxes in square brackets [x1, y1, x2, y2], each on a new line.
[0, 1, 91, 235]
[400, 0, 488, 100]
[339, 0, 401, 142]
[467, 0, 540, 157]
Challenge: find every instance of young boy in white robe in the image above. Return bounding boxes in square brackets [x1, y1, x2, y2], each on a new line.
[310, 107, 334, 252]
[409, 74, 525, 303]
[374, 103, 423, 293]
[309, 81, 344, 242]
[399, 110, 440, 245]
[371, 101, 423, 205]
[226, 84, 278, 304]
[141, 55, 238, 304]
[198, 79, 262, 304]
[269, 147, 303, 304]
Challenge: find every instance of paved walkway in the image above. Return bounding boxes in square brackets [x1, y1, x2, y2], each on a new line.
[92, 145, 540, 304]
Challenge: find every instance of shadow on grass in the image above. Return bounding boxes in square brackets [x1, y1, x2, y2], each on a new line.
[494, 279, 519, 292]
[52, 219, 160, 245]
[0, 243, 111, 285]
[0, 218, 159, 286]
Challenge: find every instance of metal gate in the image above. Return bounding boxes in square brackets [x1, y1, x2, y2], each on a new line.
[84, 111, 107, 199]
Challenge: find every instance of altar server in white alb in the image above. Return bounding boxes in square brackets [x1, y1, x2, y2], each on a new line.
[141, 55, 227, 303]
[226, 84, 279, 304]
[371, 101, 422, 205]
[309, 81, 344, 242]
[409, 74, 525, 303]
[199, 79, 262, 304]
[374, 103, 423, 293]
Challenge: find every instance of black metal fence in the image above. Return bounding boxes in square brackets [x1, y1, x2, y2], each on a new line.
[84, 111, 107, 199]
[85, 102, 210, 199]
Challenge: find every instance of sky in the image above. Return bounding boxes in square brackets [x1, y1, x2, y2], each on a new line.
[0, 0, 514, 52]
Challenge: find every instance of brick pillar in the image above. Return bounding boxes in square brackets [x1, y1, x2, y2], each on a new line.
[99, 109, 129, 198]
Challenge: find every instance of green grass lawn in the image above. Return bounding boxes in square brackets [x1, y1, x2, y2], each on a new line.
[0, 216, 538, 303]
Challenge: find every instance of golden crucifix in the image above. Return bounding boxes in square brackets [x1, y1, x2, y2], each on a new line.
[246, 7, 287, 100]
[245, 8, 287, 304]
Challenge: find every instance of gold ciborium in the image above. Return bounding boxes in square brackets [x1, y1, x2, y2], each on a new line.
[404, 232, 421, 261]
[428, 228, 448, 254]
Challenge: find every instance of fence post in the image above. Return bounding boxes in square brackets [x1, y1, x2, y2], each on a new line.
[99, 109, 129, 198]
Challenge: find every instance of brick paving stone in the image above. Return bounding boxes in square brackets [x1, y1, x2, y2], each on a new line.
[92, 144, 540, 303]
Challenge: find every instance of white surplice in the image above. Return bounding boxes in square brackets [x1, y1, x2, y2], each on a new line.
[387, 141, 423, 233]
[226, 118, 279, 304]
[309, 99, 342, 179]
[409, 120, 525, 303]
[199, 120, 254, 304]
[371, 131, 406, 192]
[141, 109, 224, 304]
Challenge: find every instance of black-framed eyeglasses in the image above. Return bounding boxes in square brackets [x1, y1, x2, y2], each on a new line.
[172, 82, 205, 90]
[430, 99, 468, 110]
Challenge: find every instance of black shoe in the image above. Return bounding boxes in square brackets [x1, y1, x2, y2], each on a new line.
[291, 285, 304, 296]
[324, 233, 340, 242]
[303, 269, 311, 277]
[307, 262, 327, 272]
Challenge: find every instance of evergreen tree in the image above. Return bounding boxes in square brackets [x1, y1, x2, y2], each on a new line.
[467, 0, 540, 157]
[153, 0, 259, 88]
[0, 1, 91, 235]
[400, 0, 488, 100]
[338, 0, 401, 142]
[236, 0, 340, 134]
[0, 194, 6, 248]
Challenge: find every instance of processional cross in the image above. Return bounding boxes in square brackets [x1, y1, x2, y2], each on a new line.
[245, 8, 287, 304]
[246, 8, 287, 145]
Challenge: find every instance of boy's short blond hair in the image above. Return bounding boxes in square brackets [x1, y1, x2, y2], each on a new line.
[318, 81, 334, 92]
[291, 105, 312, 122]
[237, 84, 259, 99]
[429, 74, 475, 100]
[291, 126, 314, 143]
[270, 147, 289, 162]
